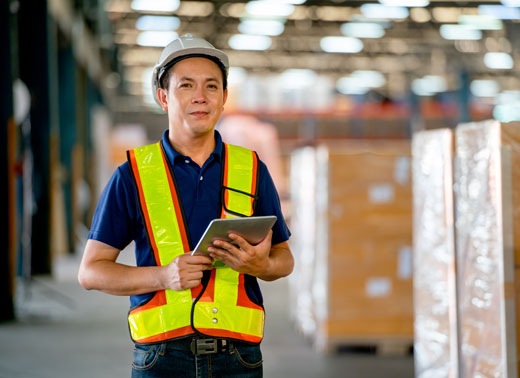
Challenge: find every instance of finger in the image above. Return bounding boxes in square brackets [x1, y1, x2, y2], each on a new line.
[212, 240, 239, 254]
[227, 233, 250, 251]
[185, 255, 214, 265]
[183, 278, 204, 289]
[208, 247, 240, 266]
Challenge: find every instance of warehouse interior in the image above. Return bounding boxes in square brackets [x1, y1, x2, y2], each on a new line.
[1, 0, 520, 377]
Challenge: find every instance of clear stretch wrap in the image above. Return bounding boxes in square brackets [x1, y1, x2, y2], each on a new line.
[289, 146, 330, 346]
[289, 147, 319, 338]
[412, 129, 459, 378]
[455, 120, 517, 378]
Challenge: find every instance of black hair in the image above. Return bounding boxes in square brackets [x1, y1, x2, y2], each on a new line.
[159, 54, 228, 92]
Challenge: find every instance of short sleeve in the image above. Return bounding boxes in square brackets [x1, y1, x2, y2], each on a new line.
[254, 160, 291, 245]
[87, 162, 139, 250]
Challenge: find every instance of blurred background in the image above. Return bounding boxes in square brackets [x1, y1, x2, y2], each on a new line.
[1, 0, 520, 377]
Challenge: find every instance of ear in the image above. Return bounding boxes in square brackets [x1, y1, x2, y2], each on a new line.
[222, 88, 228, 107]
[157, 87, 168, 111]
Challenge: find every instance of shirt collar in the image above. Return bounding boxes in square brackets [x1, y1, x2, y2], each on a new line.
[160, 129, 224, 166]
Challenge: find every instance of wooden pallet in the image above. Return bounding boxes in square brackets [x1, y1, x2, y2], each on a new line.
[316, 336, 413, 357]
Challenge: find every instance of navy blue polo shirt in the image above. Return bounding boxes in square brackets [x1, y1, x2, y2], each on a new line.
[88, 130, 291, 308]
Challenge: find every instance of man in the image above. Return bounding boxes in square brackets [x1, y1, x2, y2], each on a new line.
[78, 34, 294, 378]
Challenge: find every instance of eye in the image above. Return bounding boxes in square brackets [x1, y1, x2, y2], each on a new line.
[207, 83, 218, 90]
[180, 82, 191, 88]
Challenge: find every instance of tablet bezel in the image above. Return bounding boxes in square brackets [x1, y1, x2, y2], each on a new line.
[191, 215, 277, 256]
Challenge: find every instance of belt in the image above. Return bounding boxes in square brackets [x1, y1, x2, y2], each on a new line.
[158, 337, 232, 355]
[190, 338, 230, 355]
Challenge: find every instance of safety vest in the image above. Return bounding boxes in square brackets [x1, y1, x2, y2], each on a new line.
[126, 140, 265, 345]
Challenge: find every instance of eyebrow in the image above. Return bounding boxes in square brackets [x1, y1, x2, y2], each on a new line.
[178, 76, 220, 83]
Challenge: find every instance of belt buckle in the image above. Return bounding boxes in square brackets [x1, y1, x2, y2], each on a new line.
[191, 338, 218, 355]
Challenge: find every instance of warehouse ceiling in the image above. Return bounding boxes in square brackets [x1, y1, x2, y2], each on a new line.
[54, 0, 520, 123]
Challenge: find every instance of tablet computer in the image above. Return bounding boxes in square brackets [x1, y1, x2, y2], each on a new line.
[191, 215, 277, 256]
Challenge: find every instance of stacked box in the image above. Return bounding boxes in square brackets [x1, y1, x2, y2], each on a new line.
[289, 140, 414, 353]
[412, 129, 459, 378]
[455, 120, 520, 378]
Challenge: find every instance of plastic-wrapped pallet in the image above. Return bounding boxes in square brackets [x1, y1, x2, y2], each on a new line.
[455, 120, 520, 378]
[289, 141, 413, 354]
[288, 146, 329, 344]
[412, 129, 459, 378]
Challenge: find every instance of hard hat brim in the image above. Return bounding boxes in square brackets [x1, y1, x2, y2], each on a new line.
[152, 47, 229, 107]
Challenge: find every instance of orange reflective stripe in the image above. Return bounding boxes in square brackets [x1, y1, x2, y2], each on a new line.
[198, 269, 216, 303]
[196, 328, 262, 344]
[236, 274, 263, 311]
[135, 326, 194, 344]
[129, 290, 166, 315]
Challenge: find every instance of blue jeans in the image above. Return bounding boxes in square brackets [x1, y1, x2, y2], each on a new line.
[131, 338, 263, 378]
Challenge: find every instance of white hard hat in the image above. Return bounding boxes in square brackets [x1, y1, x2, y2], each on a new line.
[151, 34, 229, 106]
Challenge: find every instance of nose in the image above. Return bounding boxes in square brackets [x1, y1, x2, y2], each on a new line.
[192, 86, 207, 104]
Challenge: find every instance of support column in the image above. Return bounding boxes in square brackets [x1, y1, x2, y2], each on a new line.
[1, 0, 16, 322]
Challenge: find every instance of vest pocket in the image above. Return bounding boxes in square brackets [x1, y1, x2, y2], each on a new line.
[231, 344, 263, 369]
[132, 343, 165, 371]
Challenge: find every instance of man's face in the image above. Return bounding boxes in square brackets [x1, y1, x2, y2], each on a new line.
[158, 57, 228, 138]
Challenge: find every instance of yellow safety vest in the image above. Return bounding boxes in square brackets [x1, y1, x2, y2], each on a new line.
[126, 140, 265, 345]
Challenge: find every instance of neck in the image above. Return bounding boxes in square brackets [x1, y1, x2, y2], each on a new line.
[168, 128, 216, 166]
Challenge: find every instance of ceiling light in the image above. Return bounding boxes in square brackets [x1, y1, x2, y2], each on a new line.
[440, 25, 482, 41]
[336, 77, 370, 95]
[320, 36, 363, 53]
[361, 4, 409, 20]
[245, 1, 295, 17]
[277, 0, 306, 3]
[279, 69, 317, 89]
[494, 103, 520, 122]
[470, 80, 500, 97]
[379, 0, 429, 7]
[131, 0, 180, 12]
[351, 70, 385, 88]
[497, 90, 520, 105]
[137, 31, 178, 47]
[238, 19, 285, 36]
[228, 34, 272, 50]
[136, 16, 180, 31]
[501, 0, 520, 5]
[494, 91, 520, 122]
[484, 52, 514, 70]
[341, 22, 385, 39]
[412, 75, 447, 96]
[478, 5, 520, 20]
[458, 15, 503, 31]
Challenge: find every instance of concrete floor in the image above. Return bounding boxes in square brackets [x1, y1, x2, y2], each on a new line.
[0, 251, 414, 378]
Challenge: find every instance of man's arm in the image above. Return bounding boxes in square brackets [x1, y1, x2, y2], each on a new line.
[207, 230, 294, 281]
[78, 239, 214, 295]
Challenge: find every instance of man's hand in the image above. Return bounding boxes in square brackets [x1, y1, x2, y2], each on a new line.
[207, 231, 273, 278]
[161, 254, 214, 291]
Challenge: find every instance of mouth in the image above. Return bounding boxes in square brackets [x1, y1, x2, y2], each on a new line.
[190, 111, 209, 117]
